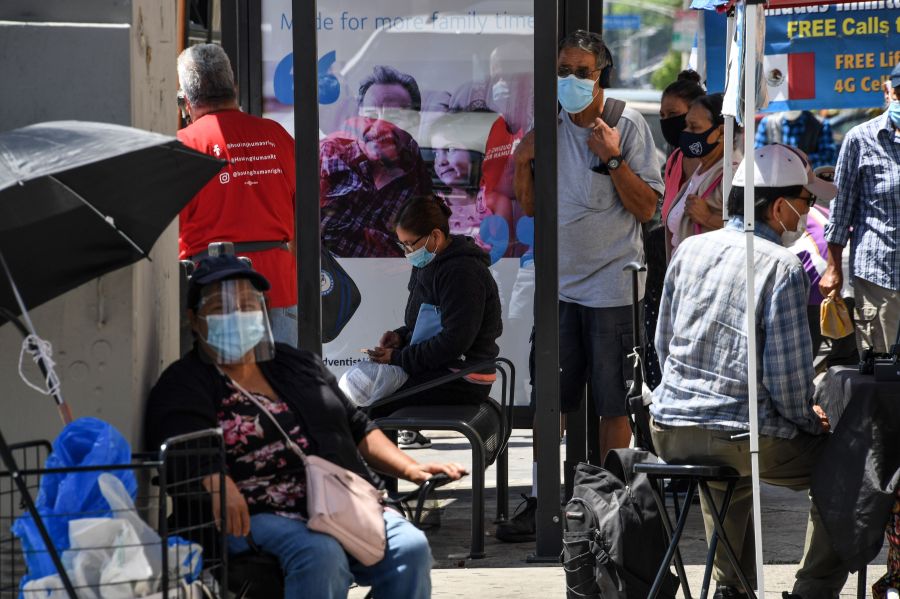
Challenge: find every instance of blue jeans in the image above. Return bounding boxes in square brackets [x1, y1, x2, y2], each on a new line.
[228, 510, 432, 599]
[268, 305, 298, 348]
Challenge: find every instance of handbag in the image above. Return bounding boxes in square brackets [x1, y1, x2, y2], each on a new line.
[223, 375, 387, 566]
[821, 293, 853, 339]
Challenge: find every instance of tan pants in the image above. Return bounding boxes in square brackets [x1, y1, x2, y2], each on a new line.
[650, 422, 849, 598]
[853, 276, 900, 354]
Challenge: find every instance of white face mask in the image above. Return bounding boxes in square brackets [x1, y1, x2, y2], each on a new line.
[779, 202, 807, 246]
[782, 110, 803, 121]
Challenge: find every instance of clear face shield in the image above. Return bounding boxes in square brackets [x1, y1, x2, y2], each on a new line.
[194, 279, 275, 365]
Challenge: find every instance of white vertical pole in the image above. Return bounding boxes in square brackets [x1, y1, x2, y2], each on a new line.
[723, 10, 736, 219]
[742, 1, 765, 595]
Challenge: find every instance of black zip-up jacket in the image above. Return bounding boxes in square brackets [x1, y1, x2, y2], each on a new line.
[390, 235, 502, 375]
[144, 343, 381, 487]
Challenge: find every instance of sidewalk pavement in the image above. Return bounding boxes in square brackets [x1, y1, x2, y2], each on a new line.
[350, 429, 889, 599]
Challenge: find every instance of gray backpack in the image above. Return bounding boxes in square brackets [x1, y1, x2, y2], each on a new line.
[561, 449, 678, 599]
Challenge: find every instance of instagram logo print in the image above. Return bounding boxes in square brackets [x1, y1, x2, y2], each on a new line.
[219, 172, 230, 184]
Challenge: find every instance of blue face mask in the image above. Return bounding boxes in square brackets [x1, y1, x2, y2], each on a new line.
[406, 235, 437, 268]
[203, 310, 266, 362]
[557, 75, 597, 114]
[889, 100, 900, 128]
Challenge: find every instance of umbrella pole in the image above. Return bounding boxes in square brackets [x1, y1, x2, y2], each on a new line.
[722, 8, 736, 221]
[742, 1, 765, 594]
[0, 252, 73, 425]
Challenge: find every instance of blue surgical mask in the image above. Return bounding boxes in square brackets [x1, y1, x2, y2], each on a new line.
[406, 235, 437, 268]
[203, 310, 266, 362]
[557, 75, 597, 114]
[889, 100, 900, 128]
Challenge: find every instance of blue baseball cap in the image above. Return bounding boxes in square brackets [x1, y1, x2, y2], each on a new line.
[187, 255, 270, 309]
[891, 60, 900, 89]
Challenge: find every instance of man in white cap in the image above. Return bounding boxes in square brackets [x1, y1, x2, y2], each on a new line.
[650, 144, 848, 599]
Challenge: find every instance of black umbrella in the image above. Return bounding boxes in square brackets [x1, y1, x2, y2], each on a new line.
[0, 120, 225, 324]
[0, 120, 225, 598]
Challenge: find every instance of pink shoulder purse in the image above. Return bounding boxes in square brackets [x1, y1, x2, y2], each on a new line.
[225, 375, 387, 566]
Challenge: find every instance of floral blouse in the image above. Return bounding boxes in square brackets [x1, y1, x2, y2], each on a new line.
[218, 384, 311, 518]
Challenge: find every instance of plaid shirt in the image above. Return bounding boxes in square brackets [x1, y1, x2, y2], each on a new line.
[650, 218, 822, 439]
[755, 112, 837, 169]
[319, 123, 432, 258]
[824, 112, 900, 291]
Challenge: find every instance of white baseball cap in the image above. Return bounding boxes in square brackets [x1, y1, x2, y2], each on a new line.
[732, 143, 838, 201]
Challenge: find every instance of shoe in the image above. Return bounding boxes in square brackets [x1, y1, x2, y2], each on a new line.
[782, 593, 802, 599]
[398, 430, 431, 449]
[495, 494, 537, 542]
[713, 586, 749, 599]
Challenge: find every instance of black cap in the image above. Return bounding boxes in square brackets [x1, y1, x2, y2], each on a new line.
[187, 255, 270, 310]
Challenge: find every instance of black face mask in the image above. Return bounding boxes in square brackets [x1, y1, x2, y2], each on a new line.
[678, 125, 720, 158]
[660, 114, 687, 148]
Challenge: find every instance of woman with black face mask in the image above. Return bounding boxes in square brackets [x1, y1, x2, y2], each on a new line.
[660, 71, 706, 218]
[663, 93, 741, 259]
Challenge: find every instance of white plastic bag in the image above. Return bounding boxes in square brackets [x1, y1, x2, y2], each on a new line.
[339, 361, 408, 407]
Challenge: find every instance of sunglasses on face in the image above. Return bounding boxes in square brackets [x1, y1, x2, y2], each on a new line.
[557, 66, 600, 80]
[786, 195, 816, 208]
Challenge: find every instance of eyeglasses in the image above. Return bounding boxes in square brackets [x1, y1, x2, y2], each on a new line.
[395, 234, 427, 254]
[557, 66, 601, 80]
[786, 195, 816, 208]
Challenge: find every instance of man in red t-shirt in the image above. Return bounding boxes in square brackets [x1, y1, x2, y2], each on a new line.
[176, 44, 298, 346]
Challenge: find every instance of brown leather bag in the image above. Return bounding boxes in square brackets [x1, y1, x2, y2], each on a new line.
[226, 376, 387, 566]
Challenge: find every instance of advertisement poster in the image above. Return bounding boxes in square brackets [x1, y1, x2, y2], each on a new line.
[704, 3, 898, 110]
[261, 0, 536, 404]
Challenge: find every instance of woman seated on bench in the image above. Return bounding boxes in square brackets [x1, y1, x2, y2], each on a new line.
[144, 255, 465, 599]
[368, 194, 503, 447]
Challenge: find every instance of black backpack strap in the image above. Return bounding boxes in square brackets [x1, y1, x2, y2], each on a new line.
[601, 97, 626, 128]
[603, 448, 658, 485]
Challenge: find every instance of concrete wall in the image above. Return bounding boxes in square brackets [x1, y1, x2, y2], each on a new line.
[0, 1, 180, 447]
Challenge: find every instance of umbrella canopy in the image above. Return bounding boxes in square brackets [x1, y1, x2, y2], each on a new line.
[0, 120, 225, 324]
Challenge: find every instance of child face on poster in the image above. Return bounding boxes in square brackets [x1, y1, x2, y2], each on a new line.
[432, 132, 474, 189]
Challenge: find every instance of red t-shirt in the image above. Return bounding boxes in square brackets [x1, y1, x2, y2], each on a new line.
[178, 110, 297, 308]
[480, 116, 523, 199]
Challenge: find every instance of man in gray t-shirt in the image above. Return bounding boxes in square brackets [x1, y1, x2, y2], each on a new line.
[497, 30, 662, 543]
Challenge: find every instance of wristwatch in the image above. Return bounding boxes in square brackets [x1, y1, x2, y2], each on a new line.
[606, 155, 625, 170]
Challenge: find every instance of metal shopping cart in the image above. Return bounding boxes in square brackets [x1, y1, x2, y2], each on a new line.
[0, 428, 227, 598]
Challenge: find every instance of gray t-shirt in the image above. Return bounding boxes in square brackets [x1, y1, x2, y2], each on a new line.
[558, 107, 663, 308]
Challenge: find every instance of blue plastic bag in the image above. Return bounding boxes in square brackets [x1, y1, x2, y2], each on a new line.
[11, 417, 136, 586]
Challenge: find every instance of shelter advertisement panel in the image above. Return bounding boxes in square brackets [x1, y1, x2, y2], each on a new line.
[704, 2, 898, 110]
[261, 0, 536, 403]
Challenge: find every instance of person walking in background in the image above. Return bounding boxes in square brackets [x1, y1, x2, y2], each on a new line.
[755, 110, 837, 169]
[820, 60, 900, 355]
[176, 44, 299, 346]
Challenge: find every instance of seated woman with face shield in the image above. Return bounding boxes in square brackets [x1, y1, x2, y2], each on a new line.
[145, 255, 465, 599]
